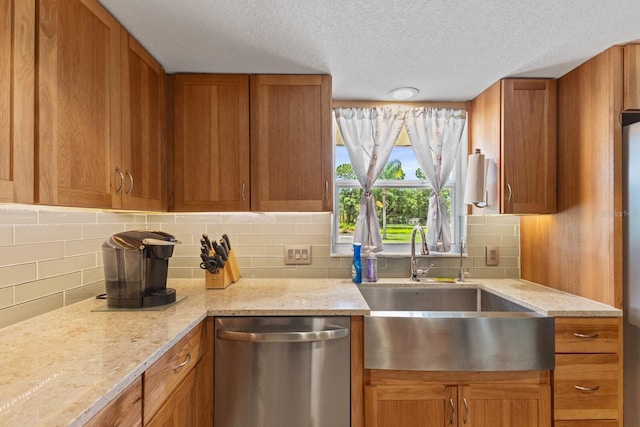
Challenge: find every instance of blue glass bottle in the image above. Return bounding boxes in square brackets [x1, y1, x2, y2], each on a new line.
[352, 243, 362, 284]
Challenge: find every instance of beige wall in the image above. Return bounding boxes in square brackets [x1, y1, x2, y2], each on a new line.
[0, 205, 520, 329]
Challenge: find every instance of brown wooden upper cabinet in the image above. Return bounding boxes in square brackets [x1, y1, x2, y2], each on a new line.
[624, 44, 640, 110]
[171, 74, 250, 212]
[250, 74, 333, 212]
[37, 0, 165, 211]
[120, 32, 167, 211]
[0, 0, 34, 204]
[171, 74, 332, 212]
[469, 78, 557, 214]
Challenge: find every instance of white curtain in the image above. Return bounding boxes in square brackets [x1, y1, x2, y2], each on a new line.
[334, 107, 406, 252]
[405, 108, 466, 252]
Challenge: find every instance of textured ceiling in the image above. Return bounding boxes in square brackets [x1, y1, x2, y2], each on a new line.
[100, 0, 640, 101]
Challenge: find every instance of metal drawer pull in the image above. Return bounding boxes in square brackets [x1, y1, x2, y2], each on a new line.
[574, 385, 600, 392]
[115, 167, 124, 194]
[449, 398, 455, 425]
[173, 352, 191, 370]
[217, 327, 349, 343]
[463, 398, 469, 424]
[506, 183, 512, 203]
[573, 332, 600, 339]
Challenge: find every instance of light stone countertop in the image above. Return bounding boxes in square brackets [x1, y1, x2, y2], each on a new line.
[364, 278, 623, 317]
[0, 277, 621, 426]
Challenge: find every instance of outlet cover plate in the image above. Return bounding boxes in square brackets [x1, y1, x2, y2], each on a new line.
[284, 245, 312, 265]
[486, 245, 499, 266]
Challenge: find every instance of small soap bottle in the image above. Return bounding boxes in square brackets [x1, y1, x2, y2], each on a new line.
[365, 249, 378, 282]
[352, 242, 362, 284]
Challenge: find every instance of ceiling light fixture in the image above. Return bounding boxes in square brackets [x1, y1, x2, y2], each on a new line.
[389, 87, 419, 100]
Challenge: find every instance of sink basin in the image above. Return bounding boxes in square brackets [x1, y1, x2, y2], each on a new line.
[359, 286, 533, 312]
[359, 286, 555, 372]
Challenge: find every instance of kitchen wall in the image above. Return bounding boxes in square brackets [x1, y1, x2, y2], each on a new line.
[0, 205, 520, 329]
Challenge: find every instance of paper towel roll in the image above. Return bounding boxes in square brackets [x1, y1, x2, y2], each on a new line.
[464, 150, 487, 205]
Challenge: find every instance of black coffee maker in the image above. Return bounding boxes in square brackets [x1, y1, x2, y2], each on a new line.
[102, 230, 180, 308]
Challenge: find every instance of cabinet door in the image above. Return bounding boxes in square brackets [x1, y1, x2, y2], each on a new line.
[145, 364, 198, 427]
[250, 74, 332, 211]
[38, 0, 121, 208]
[364, 384, 455, 427]
[0, 0, 34, 203]
[172, 74, 249, 211]
[624, 44, 640, 110]
[501, 79, 557, 214]
[86, 377, 142, 427]
[120, 33, 166, 211]
[461, 383, 551, 427]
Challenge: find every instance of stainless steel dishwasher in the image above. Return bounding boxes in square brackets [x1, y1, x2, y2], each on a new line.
[214, 316, 351, 427]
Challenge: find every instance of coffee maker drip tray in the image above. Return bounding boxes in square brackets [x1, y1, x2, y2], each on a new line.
[92, 294, 186, 312]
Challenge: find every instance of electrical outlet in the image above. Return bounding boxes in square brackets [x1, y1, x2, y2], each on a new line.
[284, 245, 312, 265]
[486, 246, 499, 266]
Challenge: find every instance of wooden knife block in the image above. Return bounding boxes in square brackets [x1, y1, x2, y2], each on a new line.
[205, 249, 241, 289]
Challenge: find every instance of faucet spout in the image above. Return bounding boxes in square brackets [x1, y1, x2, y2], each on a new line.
[410, 225, 429, 281]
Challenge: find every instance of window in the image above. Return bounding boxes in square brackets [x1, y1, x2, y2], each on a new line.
[332, 119, 467, 255]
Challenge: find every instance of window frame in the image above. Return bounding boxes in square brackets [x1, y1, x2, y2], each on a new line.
[331, 115, 468, 256]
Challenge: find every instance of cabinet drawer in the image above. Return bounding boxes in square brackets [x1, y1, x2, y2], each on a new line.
[554, 354, 619, 421]
[144, 322, 206, 421]
[555, 317, 619, 353]
[555, 421, 619, 427]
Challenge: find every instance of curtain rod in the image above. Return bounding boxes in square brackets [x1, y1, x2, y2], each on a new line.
[332, 100, 467, 109]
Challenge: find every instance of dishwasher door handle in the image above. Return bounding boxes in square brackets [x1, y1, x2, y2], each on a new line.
[217, 327, 349, 343]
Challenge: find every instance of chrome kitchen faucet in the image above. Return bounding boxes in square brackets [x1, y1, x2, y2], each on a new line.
[410, 225, 430, 281]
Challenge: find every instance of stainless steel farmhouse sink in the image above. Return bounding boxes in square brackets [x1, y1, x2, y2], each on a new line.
[359, 286, 555, 372]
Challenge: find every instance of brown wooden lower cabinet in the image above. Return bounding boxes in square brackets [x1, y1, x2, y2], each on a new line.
[143, 318, 213, 426]
[554, 421, 620, 427]
[364, 370, 551, 427]
[553, 317, 622, 427]
[85, 377, 142, 427]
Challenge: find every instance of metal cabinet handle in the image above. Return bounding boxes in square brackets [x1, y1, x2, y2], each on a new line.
[115, 167, 124, 194]
[449, 398, 455, 425]
[242, 181, 246, 201]
[217, 327, 349, 343]
[506, 183, 512, 203]
[573, 332, 599, 339]
[575, 385, 600, 392]
[125, 169, 134, 195]
[173, 352, 191, 371]
[463, 398, 469, 424]
[325, 180, 329, 201]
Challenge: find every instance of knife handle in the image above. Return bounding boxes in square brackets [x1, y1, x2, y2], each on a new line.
[203, 234, 213, 251]
[222, 233, 231, 250]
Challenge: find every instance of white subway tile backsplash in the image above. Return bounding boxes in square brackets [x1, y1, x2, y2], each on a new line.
[0, 287, 13, 309]
[39, 210, 97, 224]
[38, 254, 97, 279]
[96, 212, 140, 224]
[0, 242, 64, 265]
[14, 224, 82, 244]
[65, 238, 105, 257]
[0, 225, 12, 245]
[0, 208, 521, 329]
[15, 273, 81, 303]
[0, 207, 38, 224]
[81, 224, 126, 239]
[82, 267, 105, 285]
[0, 264, 37, 288]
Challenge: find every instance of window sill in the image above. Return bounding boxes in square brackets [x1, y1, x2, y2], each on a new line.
[331, 248, 466, 258]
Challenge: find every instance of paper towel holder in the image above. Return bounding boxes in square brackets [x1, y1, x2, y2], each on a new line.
[465, 148, 488, 208]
